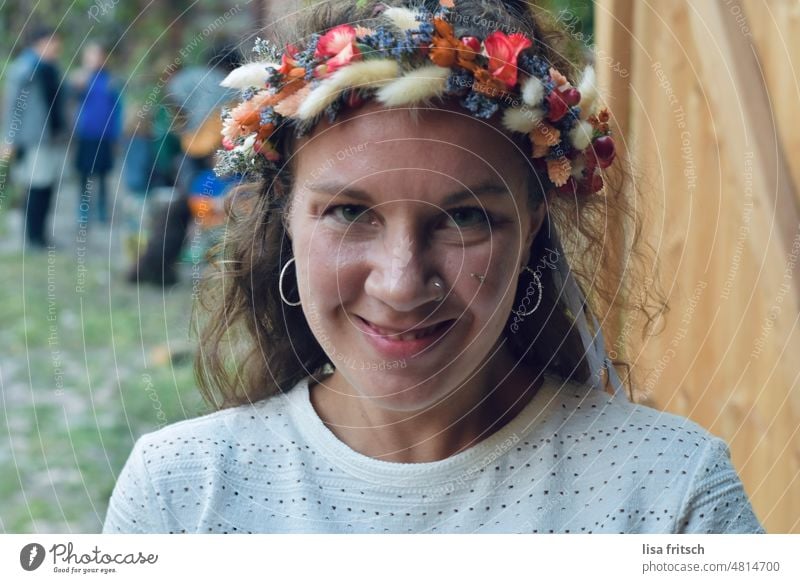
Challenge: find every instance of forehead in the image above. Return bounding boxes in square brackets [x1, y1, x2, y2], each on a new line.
[292, 101, 530, 200]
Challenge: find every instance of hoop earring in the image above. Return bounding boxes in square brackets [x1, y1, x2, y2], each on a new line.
[513, 267, 542, 317]
[279, 257, 302, 307]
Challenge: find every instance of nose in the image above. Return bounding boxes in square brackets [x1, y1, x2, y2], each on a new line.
[363, 222, 442, 312]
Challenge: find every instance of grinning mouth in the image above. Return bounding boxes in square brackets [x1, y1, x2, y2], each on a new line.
[358, 317, 455, 341]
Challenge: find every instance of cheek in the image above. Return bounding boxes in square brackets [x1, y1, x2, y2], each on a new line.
[295, 228, 368, 308]
[441, 236, 524, 328]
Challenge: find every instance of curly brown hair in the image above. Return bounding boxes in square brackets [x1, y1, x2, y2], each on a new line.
[193, 0, 669, 409]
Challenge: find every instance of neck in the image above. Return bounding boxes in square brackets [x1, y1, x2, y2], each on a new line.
[309, 344, 544, 463]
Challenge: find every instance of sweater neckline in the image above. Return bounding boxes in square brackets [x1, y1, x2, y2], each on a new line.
[284, 372, 558, 488]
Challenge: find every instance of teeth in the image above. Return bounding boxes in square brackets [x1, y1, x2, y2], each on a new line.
[399, 328, 434, 341]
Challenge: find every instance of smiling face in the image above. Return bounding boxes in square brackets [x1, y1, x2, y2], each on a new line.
[286, 101, 545, 412]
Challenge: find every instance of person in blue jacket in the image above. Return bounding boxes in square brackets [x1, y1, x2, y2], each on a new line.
[71, 42, 122, 226]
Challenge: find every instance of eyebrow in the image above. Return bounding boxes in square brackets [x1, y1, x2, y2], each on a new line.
[303, 180, 510, 206]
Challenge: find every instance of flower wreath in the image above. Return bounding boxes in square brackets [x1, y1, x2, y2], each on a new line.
[215, 0, 617, 198]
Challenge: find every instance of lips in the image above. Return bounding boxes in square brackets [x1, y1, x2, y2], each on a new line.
[355, 317, 456, 359]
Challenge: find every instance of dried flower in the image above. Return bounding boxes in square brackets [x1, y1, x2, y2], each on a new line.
[484, 32, 532, 88]
[315, 25, 362, 76]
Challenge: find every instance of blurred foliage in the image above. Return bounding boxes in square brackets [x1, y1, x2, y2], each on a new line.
[537, 0, 595, 44]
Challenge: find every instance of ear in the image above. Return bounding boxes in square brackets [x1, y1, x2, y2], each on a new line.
[519, 202, 546, 270]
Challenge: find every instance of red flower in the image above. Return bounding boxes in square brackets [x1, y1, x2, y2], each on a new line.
[483, 32, 532, 88]
[546, 90, 569, 122]
[460, 36, 481, 54]
[315, 24, 362, 76]
[278, 45, 302, 75]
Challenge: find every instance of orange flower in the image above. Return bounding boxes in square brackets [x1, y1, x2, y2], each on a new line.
[547, 156, 572, 187]
[230, 99, 263, 134]
[530, 122, 561, 147]
[273, 85, 311, 117]
[315, 24, 362, 76]
[264, 78, 307, 108]
[484, 31, 532, 88]
[588, 109, 611, 133]
[278, 45, 303, 76]
[429, 17, 461, 67]
[549, 67, 569, 88]
[530, 122, 560, 158]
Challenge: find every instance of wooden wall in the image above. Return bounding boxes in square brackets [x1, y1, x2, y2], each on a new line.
[595, 0, 800, 533]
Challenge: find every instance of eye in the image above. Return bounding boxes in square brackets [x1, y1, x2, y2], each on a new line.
[443, 207, 494, 229]
[325, 204, 373, 224]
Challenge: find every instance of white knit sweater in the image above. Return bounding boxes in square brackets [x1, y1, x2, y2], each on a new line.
[103, 373, 765, 534]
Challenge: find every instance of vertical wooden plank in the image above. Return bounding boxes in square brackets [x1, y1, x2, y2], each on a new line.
[598, 0, 800, 532]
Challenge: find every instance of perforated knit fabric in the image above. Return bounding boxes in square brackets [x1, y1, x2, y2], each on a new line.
[102, 373, 765, 534]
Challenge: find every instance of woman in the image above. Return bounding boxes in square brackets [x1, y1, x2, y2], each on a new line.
[1, 26, 65, 249]
[103, 0, 764, 534]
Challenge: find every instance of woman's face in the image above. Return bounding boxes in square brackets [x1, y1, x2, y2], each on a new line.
[286, 102, 545, 411]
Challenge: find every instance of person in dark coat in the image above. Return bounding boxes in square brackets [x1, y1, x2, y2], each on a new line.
[71, 42, 121, 226]
[1, 26, 65, 249]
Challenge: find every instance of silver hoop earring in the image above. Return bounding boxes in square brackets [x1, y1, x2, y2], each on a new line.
[279, 257, 302, 307]
[432, 278, 445, 302]
[514, 267, 542, 317]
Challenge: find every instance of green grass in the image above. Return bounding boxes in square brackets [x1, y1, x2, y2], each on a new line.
[0, 245, 207, 533]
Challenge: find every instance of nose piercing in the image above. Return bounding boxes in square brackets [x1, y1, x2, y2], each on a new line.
[432, 279, 445, 302]
[471, 273, 486, 284]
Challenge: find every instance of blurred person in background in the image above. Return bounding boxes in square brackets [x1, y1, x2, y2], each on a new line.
[1, 25, 66, 249]
[70, 41, 122, 228]
[127, 42, 240, 286]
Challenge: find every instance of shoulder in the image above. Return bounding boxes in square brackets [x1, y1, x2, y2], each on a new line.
[547, 378, 727, 472]
[135, 389, 297, 470]
[538, 378, 765, 533]
[5, 52, 34, 84]
[544, 377, 713, 443]
[103, 388, 301, 533]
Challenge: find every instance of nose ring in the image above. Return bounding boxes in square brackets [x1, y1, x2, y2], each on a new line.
[471, 272, 486, 284]
[432, 279, 445, 302]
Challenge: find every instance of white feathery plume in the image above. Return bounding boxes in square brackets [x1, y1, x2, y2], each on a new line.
[569, 120, 594, 151]
[502, 106, 544, 133]
[383, 7, 420, 31]
[521, 76, 544, 107]
[375, 65, 450, 107]
[296, 60, 401, 121]
[220, 61, 277, 89]
[577, 66, 598, 117]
